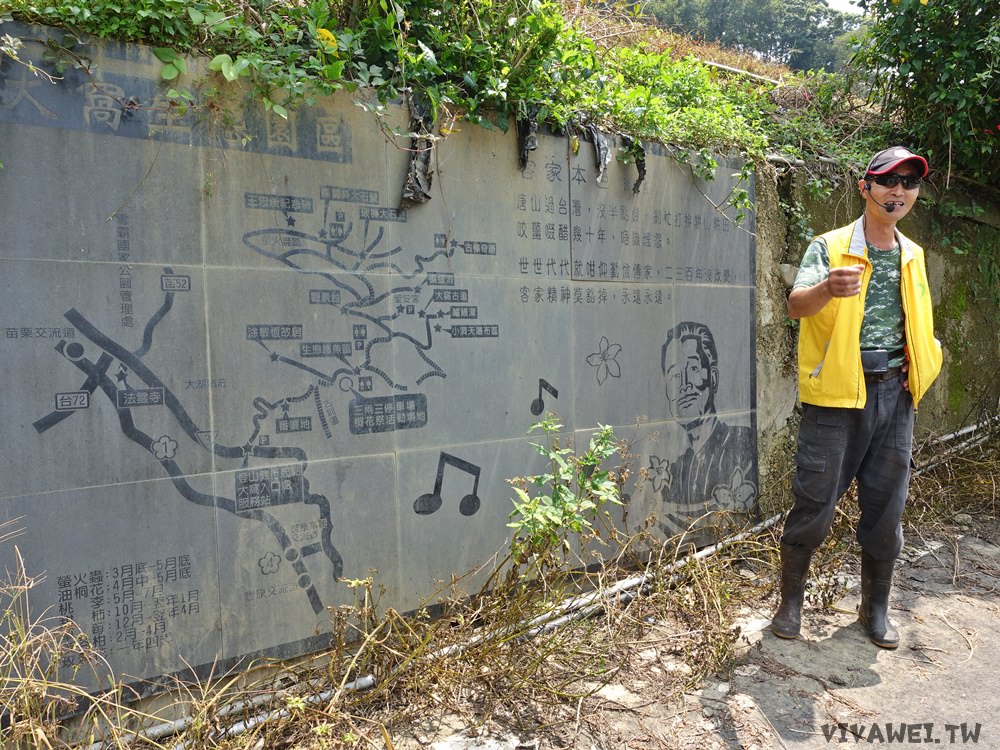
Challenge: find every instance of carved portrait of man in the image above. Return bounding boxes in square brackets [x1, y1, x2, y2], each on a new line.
[655, 321, 757, 536]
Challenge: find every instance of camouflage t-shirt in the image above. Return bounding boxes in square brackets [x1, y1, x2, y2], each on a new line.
[794, 238, 905, 366]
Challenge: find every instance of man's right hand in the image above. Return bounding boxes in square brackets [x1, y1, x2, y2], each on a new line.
[826, 264, 865, 297]
[788, 263, 865, 319]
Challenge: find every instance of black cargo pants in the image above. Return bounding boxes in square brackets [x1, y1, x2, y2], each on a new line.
[780, 372, 914, 560]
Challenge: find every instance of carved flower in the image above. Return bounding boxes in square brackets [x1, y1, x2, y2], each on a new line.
[648, 455, 672, 494]
[586, 336, 622, 385]
[711, 464, 757, 512]
[151, 435, 178, 461]
[258, 551, 281, 576]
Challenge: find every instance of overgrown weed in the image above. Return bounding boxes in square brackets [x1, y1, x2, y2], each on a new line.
[3, 416, 998, 747]
[0, 540, 159, 749]
[906, 419, 1000, 531]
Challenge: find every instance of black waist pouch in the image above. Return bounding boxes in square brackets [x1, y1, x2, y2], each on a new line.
[861, 349, 888, 374]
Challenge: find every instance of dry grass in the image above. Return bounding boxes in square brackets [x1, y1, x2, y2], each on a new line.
[907, 420, 1000, 532]
[2, 416, 997, 748]
[559, 0, 791, 82]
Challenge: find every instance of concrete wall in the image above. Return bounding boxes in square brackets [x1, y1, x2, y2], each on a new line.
[0, 25, 759, 692]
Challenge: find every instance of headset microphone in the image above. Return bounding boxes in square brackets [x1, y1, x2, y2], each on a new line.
[864, 181, 899, 213]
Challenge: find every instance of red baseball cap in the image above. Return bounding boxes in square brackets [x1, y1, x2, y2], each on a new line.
[865, 146, 929, 178]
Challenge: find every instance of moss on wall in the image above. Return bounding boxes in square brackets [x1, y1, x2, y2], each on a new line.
[936, 280, 971, 414]
[938, 282, 969, 323]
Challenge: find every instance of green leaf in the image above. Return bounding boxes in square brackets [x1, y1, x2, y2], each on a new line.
[187, 7, 204, 25]
[323, 60, 345, 79]
[208, 53, 232, 71]
[204, 11, 227, 27]
[272, 103, 288, 119]
[418, 40, 437, 66]
[152, 47, 177, 63]
[160, 63, 179, 80]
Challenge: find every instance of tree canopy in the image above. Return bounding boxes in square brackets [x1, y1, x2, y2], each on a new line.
[643, 0, 864, 72]
[853, 0, 999, 185]
[0, 0, 996, 186]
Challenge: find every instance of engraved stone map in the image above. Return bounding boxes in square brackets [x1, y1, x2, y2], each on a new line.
[0, 24, 758, 691]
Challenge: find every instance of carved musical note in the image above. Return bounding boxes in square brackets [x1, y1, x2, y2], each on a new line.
[530, 378, 559, 416]
[413, 452, 482, 516]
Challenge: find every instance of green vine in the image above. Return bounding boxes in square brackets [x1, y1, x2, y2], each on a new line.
[3, 0, 783, 222]
[3, 0, 995, 223]
[780, 199, 814, 243]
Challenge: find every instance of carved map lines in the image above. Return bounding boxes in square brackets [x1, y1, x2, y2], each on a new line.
[133, 270, 175, 358]
[33, 296, 341, 603]
[239, 185, 505, 431]
[252, 337, 354, 388]
[63, 307, 205, 448]
[242, 227, 377, 298]
[242, 217, 450, 391]
[300, 483, 343, 591]
[369, 243, 452, 274]
[247, 387, 335, 456]
[32, 295, 345, 614]
[33, 347, 113, 434]
[414, 346, 446, 385]
[313, 387, 334, 438]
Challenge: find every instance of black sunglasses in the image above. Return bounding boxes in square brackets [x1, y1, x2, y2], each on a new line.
[869, 173, 923, 190]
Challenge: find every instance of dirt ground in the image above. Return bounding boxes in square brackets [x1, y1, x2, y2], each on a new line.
[392, 521, 1000, 750]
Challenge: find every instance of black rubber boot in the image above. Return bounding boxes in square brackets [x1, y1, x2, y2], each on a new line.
[858, 551, 900, 649]
[770, 543, 813, 639]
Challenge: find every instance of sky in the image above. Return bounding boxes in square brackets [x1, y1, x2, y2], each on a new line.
[826, 0, 863, 14]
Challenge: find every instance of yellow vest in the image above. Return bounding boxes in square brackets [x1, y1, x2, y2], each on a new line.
[797, 219, 943, 409]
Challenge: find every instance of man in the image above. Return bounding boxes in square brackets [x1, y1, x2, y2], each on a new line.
[771, 147, 943, 648]
[658, 321, 756, 535]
